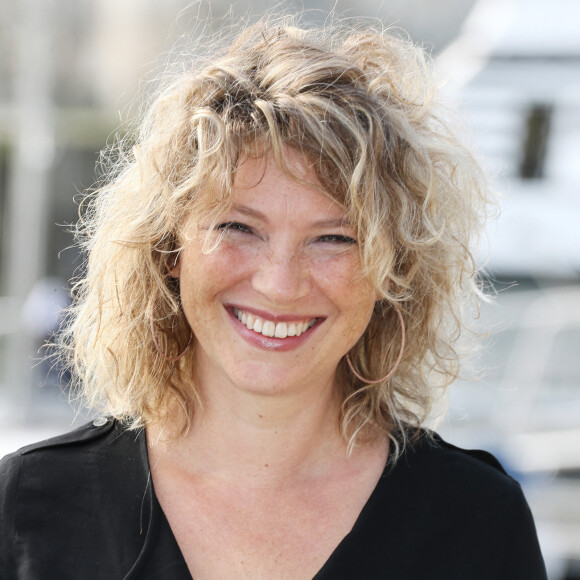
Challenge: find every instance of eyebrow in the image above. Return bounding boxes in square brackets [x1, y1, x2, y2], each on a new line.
[230, 204, 266, 220]
[229, 204, 352, 229]
[311, 218, 352, 229]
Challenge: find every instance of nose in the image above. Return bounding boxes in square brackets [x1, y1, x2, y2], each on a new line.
[251, 245, 313, 306]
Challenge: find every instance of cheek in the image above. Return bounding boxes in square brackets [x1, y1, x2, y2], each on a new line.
[314, 257, 377, 327]
[313, 253, 374, 301]
[343, 282, 376, 331]
[179, 244, 253, 304]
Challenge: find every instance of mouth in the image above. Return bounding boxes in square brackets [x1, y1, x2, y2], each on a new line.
[232, 307, 318, 339]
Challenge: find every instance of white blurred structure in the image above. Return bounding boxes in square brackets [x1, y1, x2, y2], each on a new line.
[437, 0, 580, 278]
[436, 1, 580, 576]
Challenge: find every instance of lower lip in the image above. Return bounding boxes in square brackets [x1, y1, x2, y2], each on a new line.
[227, 308, 321, 352]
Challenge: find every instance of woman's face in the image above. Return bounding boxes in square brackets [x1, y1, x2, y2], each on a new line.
[174, 150, 378, 399]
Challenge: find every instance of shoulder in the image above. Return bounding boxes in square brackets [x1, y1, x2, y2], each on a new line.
[2, 416, 128, 459]
[342, 431, 546, 578]
[0, 417, 147, 504]
[1, 417, 112, 484]
[387, 429, 514, 484]
[406, 430, 515, 485]
[389, 430, 529, 516]
[377, 431, 545, 576]
[0, 419, 151, 578]
[330, 432, 547, 579]
[0, 418, 139, 490]
[0, 415, 147, 505]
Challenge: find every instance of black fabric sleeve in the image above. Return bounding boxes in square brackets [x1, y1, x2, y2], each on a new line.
[0, 421, 152, 580]
[500, 481, 547, 579]
[0, 452, 20, 577]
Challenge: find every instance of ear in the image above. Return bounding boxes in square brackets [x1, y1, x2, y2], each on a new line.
[169, 250, 181, 278]
[169, 263, 181, 278]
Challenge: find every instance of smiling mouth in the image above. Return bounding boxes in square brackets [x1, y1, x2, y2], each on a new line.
[233, 307, 317, 339]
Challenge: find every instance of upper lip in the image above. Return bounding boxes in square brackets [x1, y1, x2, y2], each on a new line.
[226, 304, 323, 323]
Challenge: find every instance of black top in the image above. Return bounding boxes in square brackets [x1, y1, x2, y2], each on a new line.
[0, 419, 547, 579]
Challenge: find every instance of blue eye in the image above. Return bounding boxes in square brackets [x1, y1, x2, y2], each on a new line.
[318, 234, 357, 244]
[216, 221, 252, 234]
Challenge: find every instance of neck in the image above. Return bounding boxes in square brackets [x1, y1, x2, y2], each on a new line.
[148, 374, 348, 486]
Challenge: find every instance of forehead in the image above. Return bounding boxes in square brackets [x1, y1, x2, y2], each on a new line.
[232, 151, 347, 221]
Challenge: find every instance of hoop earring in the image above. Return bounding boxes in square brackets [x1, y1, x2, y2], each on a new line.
[346, 305, 406, 385]
[150, 317, 193, 362]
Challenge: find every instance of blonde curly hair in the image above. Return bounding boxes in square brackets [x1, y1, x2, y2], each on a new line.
[61, 16, 492, 455]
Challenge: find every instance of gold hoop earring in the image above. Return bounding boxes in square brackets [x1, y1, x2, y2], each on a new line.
[346, 305, 406, 385]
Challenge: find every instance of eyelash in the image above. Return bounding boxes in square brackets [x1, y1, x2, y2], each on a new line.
[317, 234, 357, 245]
[216, 222, 356, 245]
[216, 221, 252, 233]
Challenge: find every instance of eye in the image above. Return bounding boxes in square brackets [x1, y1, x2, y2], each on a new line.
[317, 234, 357, 244]
[215, 221, 252, 234]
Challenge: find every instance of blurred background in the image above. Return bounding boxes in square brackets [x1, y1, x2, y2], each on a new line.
[0, 0, 578, 577]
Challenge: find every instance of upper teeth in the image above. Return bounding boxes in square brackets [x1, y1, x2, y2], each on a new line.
[234, 308, 316, 338]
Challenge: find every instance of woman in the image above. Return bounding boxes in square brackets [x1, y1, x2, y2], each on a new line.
[0, 17, 546, 579]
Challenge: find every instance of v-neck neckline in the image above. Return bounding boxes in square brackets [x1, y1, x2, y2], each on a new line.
[136, 430, 401, 580]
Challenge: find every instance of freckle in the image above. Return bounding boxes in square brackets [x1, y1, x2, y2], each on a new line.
[258, 414, 263, 419]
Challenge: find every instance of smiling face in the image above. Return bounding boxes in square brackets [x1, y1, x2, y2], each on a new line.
[173, 150, 378, 401]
